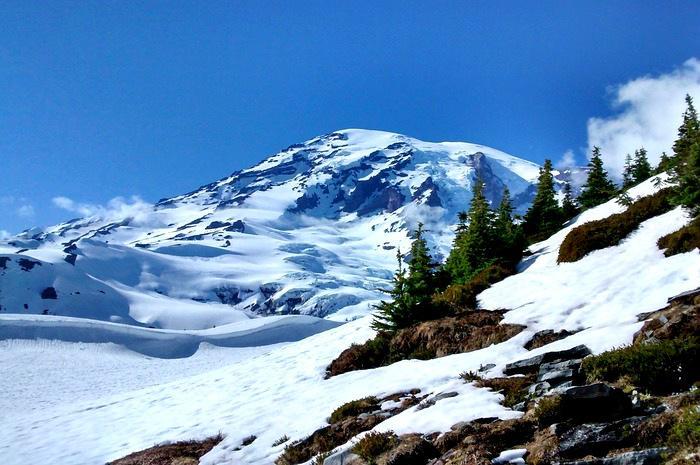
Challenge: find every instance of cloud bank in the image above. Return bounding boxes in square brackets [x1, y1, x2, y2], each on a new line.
[587, 58, 700, 177]
[52, 196, 154, 225]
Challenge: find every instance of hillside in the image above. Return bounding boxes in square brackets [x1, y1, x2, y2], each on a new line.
[2, 173, 697, 465]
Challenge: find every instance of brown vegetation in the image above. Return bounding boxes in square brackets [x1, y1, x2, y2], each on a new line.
[107, 434, 223, 465]
[657, 216, 700, 256]
[558, 188, 674, 263]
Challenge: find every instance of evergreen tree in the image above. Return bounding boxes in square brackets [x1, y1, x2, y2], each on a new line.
[672, 95, 699, 166]
[578, 147, 617, 209]
[656, 152, 674, 174]
[372, 224, 439, 332]
[445, 178, 496, 283]
[670, 95, 700, 215]
[622, 154, 634, 189]
[562, 181, 579, 219]
[493, 186, 525, 265]
[631, 148, 652, 184]
[523, 159, 563, 240]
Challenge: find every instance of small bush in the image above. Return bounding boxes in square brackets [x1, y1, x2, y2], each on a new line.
[657, 216, 700, 256]
[581, 337, 700, 394]
[477, 376, 534, 408]
[351, 431, 398, 464]
[533, 395, 562, 426]
[310, 449, 335, 465]
[272, 435, 290, 447]
[325, 334, 391, 377]
[329, 397, 378, 424]
[558, 188, 674, 263]
[668, 406, 700, 449]
[433, 263, 514, 310]
[459, 371, 482, 383]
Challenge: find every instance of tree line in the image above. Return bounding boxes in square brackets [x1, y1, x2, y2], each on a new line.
[374, 95, 700, 333]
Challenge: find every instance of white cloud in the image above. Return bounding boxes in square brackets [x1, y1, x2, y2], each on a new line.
[587, 58, 700, 177]
[16, 204, 35, 218]
[52, 195, 154, 224]
[0, 230, 11, 240]
[556, 149, 577, 170]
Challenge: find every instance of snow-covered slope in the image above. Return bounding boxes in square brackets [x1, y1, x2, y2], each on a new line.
[2, 174, 697, 465]
[0, 129, 549, 329]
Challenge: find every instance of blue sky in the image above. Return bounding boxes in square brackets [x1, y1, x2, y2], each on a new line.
[1, 1, 700, 233]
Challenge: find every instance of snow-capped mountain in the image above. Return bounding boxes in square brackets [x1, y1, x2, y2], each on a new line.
[0, 129, 547, 328]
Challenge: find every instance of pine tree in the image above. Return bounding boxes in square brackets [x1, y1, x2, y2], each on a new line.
[631, 148, 652, 184]
[372, 224, 439, 332]
[622, 154, 634, 189]
[672, 95, 699, 167]
[493, 186, 525, 265]
[578, 147, 617, 209]
[562, 181, 579, 219]
[523, 159, 563, 241]
[670, 95, 700, 215]
[656, 152, 673, 174]
[445, 178, 496, 283]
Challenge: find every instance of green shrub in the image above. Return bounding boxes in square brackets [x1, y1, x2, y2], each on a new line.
[668, 406, 700, 449]
[459, 370, 482, 383]
[329, 397, 378, 424]
[351, 431, 398, 464]
[657, 216, 700, 256]
[558, 188, 674, 263]
[325, 334, 391, 377]
[533, 395, 562, 426]
[581, 337, 700, 394]
[272, 435, 290, 447]
[433, 263, 514, 310]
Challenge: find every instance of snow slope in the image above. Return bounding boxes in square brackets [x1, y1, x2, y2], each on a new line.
[2, 174, 697, 465]
[1, 129, 559, 330]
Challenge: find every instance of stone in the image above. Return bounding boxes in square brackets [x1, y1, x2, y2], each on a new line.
[323, 448, 360, 465]
[504, 345, 591, 376]
[560, 447, 669, 465]
[380, 434, 439, 465]
[558, 416, 645, 459]
[560, 383, 632, 422]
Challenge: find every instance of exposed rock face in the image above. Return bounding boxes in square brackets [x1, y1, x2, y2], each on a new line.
[503, 345, 591, 376]
[559, 447, 669, 465]
[634, 287, 700, 344]
[559, 383, 633, 423]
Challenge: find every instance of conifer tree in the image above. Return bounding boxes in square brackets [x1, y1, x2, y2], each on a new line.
[656, 152, 673, 174]
[670, 95, 700, 214]
[523, 159, 563, 240]
[445, 178, 496, 283]
[561, 181, 579, 219]
[622, 154, 634, 189]
[578, 147, 617, 209]
[631, 148, 652, 184]
[672, 95, 699, 166]
[372, 224, 440, 331]
[493, 186, 525, 265]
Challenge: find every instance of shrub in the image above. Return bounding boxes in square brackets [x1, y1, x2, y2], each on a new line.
[329, 397, 378, 424]
[581, 337, 700, 394]
[668, 406, 700, 450]
[558, 188, 674, 263]
[533, 395, 562, 426]
[459, 371, 482, 383]
[477, 376, 534, 408]
[657, 216, 700, 256]
[108, 434, 224, 465]
[433, 263, 514, 310]
[310, 449, 335, 465]
[325, 334, 391, 377]
[351, 431, 398, 464]
[272, 435, 290, 447]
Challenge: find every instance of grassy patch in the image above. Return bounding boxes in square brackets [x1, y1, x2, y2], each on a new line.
[433, 264, 514, 311]
[108, 434, 224, 465]
[558, 188, 674, 263]
[477, 376, 534, 408]
[329, 397, 378, 424]
[272, 435, 290, 447]
[581, 337, 700, 395]
[657, 216, 700, 256]
[351, 431, 398, 465]
[533, 396, 562, 426]
[668, 406, 700, 450]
